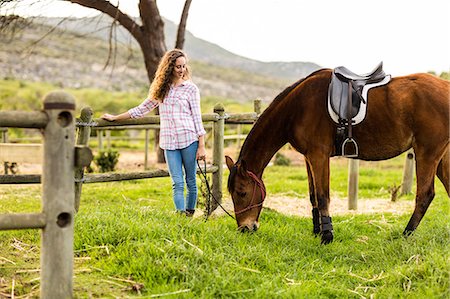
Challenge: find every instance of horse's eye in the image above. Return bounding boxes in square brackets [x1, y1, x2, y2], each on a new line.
[237, 191, 246, 197]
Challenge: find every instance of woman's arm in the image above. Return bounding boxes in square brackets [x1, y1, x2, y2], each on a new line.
[101, 98, 159, 121]
[197, 135, 206, 160]
[187, 84, 207, 160]
[101, 111, 131, 121]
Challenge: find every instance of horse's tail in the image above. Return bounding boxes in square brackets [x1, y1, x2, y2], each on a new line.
[437, 144, 450, 197]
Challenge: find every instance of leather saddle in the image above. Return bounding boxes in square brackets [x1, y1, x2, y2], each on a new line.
[327, 62, 391, 157]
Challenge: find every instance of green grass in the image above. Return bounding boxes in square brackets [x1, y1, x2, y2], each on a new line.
[0, 155, 448, 298]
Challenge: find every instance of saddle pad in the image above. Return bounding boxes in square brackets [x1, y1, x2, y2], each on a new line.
[327, 75, 391, 125]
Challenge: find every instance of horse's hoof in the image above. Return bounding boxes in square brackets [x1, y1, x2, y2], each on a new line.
[321, 230, 334, 244]
[313, 227, 321, 236]
[403, 229, 414, 237]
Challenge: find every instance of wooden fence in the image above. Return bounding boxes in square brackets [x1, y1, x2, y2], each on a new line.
[0, 91, 91, 298]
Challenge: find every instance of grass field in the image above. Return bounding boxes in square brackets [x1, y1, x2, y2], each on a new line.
[0, 153, 448, 298]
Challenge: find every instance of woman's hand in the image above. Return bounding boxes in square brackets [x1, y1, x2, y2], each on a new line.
[197, 135, 206, 160]
[196, 145, 206, 161]
[101, 113, 116, 121]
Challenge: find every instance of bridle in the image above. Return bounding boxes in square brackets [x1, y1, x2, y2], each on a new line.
[197, 160, 266, 219]
[234, 170, 266, 215]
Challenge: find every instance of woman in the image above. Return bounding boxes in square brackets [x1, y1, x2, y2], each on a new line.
[102, 49, 206, 216]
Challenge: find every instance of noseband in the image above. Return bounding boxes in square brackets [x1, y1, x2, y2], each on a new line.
[234, 171, 266, 215]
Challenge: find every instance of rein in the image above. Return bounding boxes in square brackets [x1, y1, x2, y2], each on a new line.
[234, 170, 266, 215]
[196, 160, 235, 220]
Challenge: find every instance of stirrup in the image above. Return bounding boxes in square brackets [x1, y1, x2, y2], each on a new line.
[342, 138, 358, 158]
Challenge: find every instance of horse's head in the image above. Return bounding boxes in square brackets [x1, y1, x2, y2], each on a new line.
[225, 156, 266, 232]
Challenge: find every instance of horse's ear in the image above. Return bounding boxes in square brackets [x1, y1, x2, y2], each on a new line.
[225, 156, 235, 171]
[239, 159, 248, 176]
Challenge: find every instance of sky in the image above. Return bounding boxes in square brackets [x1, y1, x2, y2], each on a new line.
[3, 0, 449, 76]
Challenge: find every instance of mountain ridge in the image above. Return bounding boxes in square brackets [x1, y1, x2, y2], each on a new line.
[37, 15, 321, 80]
[0, 15, 321, 102]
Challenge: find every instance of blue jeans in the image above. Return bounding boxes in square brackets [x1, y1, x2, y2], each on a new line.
[164, 141, 198, 211]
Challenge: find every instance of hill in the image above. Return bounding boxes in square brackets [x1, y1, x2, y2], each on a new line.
[0, 15, 321, 102]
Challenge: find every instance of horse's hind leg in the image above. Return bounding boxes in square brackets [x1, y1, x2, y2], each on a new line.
[306, 163, 320, 235]
[404, 149, 442, 235]
[436, 146, 449, 196]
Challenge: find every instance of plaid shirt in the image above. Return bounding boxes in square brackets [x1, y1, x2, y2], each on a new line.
[128, 81, 206, 150]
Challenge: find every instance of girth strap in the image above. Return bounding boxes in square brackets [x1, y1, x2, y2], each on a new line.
[347, 82, 353, 140]
[342, 82, 358, 157]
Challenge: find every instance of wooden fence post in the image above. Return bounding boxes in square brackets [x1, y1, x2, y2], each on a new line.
[97, 129, 103, 150]
[0, 127, 8, 142]
[348, 159, 359, 210]
[401, 149, 415, 195]
[106, 130, 111, 150]
[41, 91, 75, 299]
[145, 129, 150, 169]
[236, 124, 242, 149]
[254, 99, 262, 115]
[211, 103, 225, 211]
[1, 128, 8, 174]
[75, 107, 93, 212]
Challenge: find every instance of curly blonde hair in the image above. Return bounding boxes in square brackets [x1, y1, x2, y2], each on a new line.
[148, 49, 191, 102]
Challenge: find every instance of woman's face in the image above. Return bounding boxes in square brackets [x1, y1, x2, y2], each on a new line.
[172, 56, 187, 81]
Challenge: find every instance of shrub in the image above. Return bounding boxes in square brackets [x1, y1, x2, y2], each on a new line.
[93, 149, 120, 172]
[274, 152, 291, 166]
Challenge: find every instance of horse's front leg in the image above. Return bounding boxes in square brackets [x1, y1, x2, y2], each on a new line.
[306, 154, 333, 244]
[306, 162, 320, 235]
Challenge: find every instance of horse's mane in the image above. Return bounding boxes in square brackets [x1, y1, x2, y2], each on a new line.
[266, 69, 325, 111]
[251, 69, 326, 125]
[243, 68, 327, 143]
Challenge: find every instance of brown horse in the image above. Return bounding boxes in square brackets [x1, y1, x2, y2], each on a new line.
[225, 69, 449, 244]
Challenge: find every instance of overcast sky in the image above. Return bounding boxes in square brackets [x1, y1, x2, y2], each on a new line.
[4, 0, 449, 76]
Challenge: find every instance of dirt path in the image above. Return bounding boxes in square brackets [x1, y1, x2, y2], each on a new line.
[205, 195, 413, 219]
[264, 195, 412, 216]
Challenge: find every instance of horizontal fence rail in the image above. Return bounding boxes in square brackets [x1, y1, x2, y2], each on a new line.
[76, 112, 258, 128]
[0, 111, 48, 128]
[0, 166, 219, 184]
[0, 212, 46, 230]
[83, 165, 219, 183]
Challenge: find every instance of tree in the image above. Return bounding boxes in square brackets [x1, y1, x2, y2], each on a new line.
[1, 0, 194, 162]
